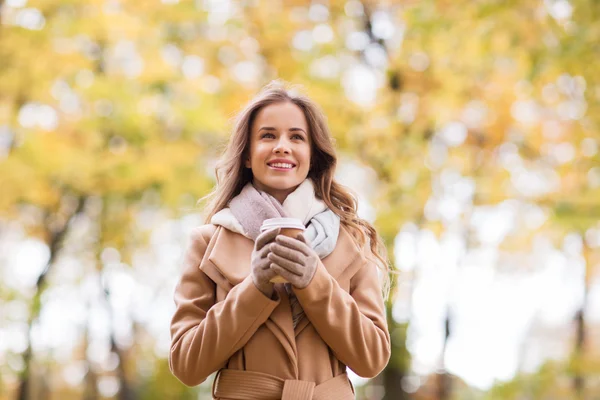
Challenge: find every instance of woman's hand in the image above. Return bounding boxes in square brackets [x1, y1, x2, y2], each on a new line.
[251, 227, 280, 298]
[268, 233, 318, 289]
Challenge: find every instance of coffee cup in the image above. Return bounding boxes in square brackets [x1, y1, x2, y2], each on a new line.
[260, 217, 305, 283]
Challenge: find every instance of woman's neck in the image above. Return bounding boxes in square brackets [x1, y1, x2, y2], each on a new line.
[251, 180, 297, 204]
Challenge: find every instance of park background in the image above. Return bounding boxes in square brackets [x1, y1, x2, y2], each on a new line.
[1, 0, 600, 399]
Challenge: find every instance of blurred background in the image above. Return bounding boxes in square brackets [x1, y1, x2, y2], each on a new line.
[1, 0, 599, 399]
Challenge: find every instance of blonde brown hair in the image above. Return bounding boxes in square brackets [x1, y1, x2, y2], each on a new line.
[201, 81, 391, 297]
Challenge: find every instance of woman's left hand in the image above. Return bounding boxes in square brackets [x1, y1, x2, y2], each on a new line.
[268, 233, 318, 289]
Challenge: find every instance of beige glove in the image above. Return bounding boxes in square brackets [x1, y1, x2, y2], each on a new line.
[267, 233, 318, 289]
[251, 227, 281, 298]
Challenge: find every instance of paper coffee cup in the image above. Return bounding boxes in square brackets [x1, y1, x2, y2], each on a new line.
[260, 218, 305, 283]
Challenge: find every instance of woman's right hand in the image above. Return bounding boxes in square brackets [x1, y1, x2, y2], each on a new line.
[251, 227, 280, 298]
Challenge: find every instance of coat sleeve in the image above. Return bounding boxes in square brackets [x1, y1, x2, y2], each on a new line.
[294, 245, 391, 378]
[169, 225, 280, 386]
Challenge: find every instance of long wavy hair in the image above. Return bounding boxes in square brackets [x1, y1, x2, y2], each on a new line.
[201, 81, 391, 297]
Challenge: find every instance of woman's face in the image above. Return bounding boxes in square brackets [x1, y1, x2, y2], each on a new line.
[245, 101, 311, 204]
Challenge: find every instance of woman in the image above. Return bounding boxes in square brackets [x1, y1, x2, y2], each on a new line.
[169, 81, 391, 399]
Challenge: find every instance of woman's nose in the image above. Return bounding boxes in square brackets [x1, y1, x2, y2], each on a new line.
[273, 140, 291, 154]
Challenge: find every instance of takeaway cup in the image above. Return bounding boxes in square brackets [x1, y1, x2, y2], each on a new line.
[260, 218, 306, 283]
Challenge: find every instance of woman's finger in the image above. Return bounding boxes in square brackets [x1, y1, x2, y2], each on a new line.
[267, 253, 302, 276]
[270, 243, 304, 264]
[275, 234, 311, 256]
[259, 258, 272, 270]
[256, 227, 280, 251]
[258, 243, 272, 259]
[264, 265, 278, 279]
[270, 263, 299, 283]
[296, 233, 307, 243]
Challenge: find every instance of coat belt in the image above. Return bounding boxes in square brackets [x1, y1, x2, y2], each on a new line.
[212, 369, 355, 400]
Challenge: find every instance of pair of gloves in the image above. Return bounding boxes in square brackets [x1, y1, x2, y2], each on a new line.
[250, 227, 319, 298]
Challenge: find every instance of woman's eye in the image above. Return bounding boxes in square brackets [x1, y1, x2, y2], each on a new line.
[261, 133, 275, 139]
[292, 134, 304, 140]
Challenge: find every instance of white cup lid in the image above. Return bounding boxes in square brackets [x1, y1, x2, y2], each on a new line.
[260, 217, 305, 232]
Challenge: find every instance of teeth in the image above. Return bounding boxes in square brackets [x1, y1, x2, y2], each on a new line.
[270, 163, 293, 169]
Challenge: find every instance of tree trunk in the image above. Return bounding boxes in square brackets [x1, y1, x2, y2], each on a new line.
[573, 240, 590, 399]
[573, 308, 585, 397]
[382, 304, 410, 400]
[17, 196, 85, 400]
[438, 311, 452, 400]
[83, 299, 99, 400]
[97, 197, 135, 400]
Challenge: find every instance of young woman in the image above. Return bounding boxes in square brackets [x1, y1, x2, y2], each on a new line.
[169, 81, 391, 399]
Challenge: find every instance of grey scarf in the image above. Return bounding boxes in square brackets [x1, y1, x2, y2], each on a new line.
[228, 181, 340, 259]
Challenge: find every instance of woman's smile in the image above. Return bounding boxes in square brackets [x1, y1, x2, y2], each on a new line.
[267, 158, 297, 171]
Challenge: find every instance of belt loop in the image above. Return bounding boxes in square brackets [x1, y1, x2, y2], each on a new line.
[211, 369, 222, 399]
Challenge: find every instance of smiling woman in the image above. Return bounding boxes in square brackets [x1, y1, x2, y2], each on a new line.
[169, 80, 391, 399]
[245, 102, 312, 204]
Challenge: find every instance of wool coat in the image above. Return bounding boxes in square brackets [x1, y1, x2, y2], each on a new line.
[169, 223, 391, 399]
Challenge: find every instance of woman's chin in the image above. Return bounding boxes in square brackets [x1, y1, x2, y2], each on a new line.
[261, 178, 302, 192]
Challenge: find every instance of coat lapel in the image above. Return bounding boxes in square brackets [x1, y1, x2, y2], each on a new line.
[318, 226, 362, 279]
[206, 227, 253, 285]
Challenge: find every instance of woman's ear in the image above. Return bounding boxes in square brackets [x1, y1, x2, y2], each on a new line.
[244, 158, 251, 168]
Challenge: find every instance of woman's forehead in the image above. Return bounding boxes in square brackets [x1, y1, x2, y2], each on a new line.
[253, 102, 308, 129]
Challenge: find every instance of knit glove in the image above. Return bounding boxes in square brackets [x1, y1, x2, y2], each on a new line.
[268, 233, 318, 289]
[251, 227, 281, 298]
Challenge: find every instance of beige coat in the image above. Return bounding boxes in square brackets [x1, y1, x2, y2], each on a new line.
[169, 224, 391, 398]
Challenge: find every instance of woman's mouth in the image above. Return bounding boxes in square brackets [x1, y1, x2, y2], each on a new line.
[267, 161, 296, 171]
[268, 162, 295, 171]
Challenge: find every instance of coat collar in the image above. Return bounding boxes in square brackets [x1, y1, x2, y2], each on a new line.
[198, 224, 363, 371]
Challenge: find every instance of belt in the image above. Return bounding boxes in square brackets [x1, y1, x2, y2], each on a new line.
[212, 369, 355, 400]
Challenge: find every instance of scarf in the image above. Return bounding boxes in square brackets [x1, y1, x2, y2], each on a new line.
[211, 179, 340, 259]
[210, 179, 341, 327]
